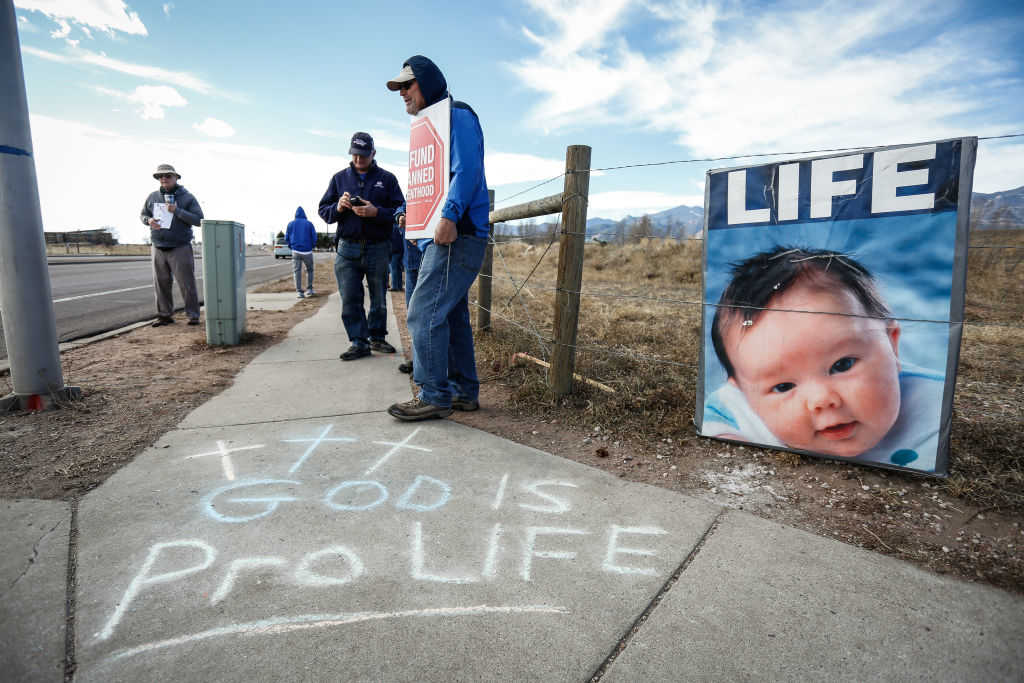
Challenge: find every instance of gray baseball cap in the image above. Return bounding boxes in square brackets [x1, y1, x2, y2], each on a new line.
[386, 64, 416, 91]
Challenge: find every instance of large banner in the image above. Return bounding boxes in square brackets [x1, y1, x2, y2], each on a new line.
[405, 97, 450, 240]
[696, 138, 977, 476]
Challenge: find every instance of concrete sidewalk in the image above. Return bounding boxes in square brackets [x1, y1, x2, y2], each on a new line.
[2, 293, 1022, 682]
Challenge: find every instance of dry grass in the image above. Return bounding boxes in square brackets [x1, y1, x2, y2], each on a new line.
[473, 231, 1024, 510]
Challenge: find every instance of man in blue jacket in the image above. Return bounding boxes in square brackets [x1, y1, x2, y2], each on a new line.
[286, 206, 317, 298]
[385, 56, 490, 421]
[318, 132, 405, 360]
[140, 163, 203, 327]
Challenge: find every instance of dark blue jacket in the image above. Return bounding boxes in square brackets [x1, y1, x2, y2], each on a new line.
[403, 55, 489, 242]
[286, 206, 317, 252]
[390, 223, 404, 255]
[317, 161, 405, 243]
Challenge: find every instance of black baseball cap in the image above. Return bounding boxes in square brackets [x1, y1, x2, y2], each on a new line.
[349, 131, 374, 157]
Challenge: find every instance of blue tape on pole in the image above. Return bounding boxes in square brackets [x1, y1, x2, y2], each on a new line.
[0, 145, 31, 157]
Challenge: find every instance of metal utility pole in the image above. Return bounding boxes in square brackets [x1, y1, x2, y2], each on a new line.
[0, 0, 80, 411]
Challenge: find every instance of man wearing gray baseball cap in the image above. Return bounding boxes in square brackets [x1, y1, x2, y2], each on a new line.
[139, 163, 204, 327]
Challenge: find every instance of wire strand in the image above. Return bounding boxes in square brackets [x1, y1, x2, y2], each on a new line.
[493, 132, 1024, 205]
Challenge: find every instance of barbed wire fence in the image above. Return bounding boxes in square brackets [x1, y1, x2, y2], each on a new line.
[471, 134, 1024, 390]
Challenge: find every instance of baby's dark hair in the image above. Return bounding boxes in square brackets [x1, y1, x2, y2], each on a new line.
[711, 246, 891, 378]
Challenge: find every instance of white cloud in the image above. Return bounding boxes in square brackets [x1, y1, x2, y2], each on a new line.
[21, 46, 215, 95]
[486, 152, 568, 186]
[193, 117, 235, 138]
[162, 2, 174, 16]
[29, 115, 351, 244]
[307, 129, 344, 139]
[94, 84, 187, 119]
[26, 115, 597, 245]
[49, 17, 70, 38]
[14, 0, 147, 35]
[588, 190, 704, 219]
[509, 0, 1024, 191]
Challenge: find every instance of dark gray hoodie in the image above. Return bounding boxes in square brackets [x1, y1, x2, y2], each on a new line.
[140, 184, 203, 248]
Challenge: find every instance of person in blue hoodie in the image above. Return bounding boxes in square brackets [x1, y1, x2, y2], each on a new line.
[318, 132, 405, 361]
[385, 56, 489, 421]
[286, 206, 317, 298]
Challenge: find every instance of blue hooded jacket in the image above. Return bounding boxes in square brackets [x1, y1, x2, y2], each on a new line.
[403, 55, 489, 244]
[286, 206, 317, 252]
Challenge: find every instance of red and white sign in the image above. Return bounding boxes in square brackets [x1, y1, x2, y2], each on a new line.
[405, 97, 450, 239]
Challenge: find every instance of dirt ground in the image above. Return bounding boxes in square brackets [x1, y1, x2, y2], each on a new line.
[3, 268, 1022, 595]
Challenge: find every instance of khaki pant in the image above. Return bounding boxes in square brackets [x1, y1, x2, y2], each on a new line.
[152, 244, 200, 320]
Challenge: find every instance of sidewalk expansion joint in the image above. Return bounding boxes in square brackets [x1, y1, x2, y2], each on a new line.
[63, 497, 79, 683]
[588, 507, 726, 682]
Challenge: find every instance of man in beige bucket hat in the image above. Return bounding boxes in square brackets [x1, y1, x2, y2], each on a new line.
[139, 163, 204, 326]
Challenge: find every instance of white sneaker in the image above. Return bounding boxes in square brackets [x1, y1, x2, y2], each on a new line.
[306, 289, 315, 297]
[297, 291, 305, 298]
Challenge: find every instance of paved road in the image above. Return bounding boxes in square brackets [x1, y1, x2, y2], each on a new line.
[0, 253, 301, 361]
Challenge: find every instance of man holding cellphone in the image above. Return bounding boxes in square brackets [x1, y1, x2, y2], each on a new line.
[318, 132, 405, 360]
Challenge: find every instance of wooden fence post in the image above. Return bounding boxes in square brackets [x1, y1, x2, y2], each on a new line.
[550, 145, 591, 398]
[476, 189, 495, 332]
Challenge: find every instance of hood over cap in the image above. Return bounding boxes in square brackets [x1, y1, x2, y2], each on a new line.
[400, 55, 448, 108]
[295, 206, 307, 219]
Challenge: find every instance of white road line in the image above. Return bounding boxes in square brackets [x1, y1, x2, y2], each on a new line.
[53, 285, 151, 303]
[50, 263, 289, 303]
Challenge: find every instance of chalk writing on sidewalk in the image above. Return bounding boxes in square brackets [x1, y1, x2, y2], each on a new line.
[94, 426, 675, 663]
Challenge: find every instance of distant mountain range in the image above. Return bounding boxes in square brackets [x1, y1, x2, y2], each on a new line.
[970, 185, 1024, 230]
[567, 184, 1024, 239]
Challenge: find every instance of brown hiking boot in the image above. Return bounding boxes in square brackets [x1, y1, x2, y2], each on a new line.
[451, 396, 479, 412]
[388, 398, 453, 422]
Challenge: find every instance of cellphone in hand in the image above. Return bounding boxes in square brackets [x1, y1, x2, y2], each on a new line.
[349, 196, 366, 206]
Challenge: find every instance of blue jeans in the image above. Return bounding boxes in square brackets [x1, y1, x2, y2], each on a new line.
[334, 239, 389, 347]
[292, 252, 314, 291]
[406, 235, 487, 407]
[404, 238, 422, 308]
[388, 252, 403, 290]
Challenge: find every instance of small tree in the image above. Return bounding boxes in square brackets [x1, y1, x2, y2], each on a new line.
[519, 219, 537, 244]
[615, 218, 627, 246]
[628, 215, 654, 242]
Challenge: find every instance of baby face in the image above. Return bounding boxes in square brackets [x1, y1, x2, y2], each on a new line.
[724, 279, 901, 457]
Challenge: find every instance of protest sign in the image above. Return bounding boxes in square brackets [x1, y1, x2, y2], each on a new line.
[696, 138, 977, 475]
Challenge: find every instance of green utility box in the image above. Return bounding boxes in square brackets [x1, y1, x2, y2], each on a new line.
[201, 220, 246, 345]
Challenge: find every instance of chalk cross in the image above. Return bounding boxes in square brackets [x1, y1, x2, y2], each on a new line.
[282, 424, 357, 474]
[184, 440, 264, 481]
[365, 426, 432, 475]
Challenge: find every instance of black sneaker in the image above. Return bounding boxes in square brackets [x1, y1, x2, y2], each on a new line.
[398, 360, 413, 374]
[340, 345, 371, 361]
[370, 339, 396, 353]
[187, 318, 200, 326]
[152, 317, 174, 327]
[388, 398, 453, 421]
[452, 396, 479, 412]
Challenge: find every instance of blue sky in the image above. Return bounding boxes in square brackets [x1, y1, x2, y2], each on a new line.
[13, 0, 1024, 244]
